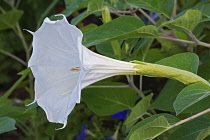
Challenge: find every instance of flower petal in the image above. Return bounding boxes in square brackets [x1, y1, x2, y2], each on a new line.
[28, 15, 87, 127]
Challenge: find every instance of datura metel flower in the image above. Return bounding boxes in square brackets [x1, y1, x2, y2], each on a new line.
[28, 15, 138, 129]
[28, 15, 209, 129]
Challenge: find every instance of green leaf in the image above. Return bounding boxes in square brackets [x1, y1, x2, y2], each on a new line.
[96, 42, 114, 55]
[196, 127, 210, 140]
[174, 83, 210, 115]
[162, 10, 202, 32]
[0, 117, 16, 134]
[63, 0, 90, 16]
[0, 10, 23, 30]
[0, 69, 30, 102]
[80, 24, 98, 33]
[156, 53, 199, 74]
[129, 116, 170, 140]
[151, 80, 185, 112]
[71, 0, 103, 25]
[197, 3, 210, 18]
[0, 104, 25, 118]
[157, 38, 185, 56]
[198, 60, 210, 80]
[144, 48, 166, 63]
[168, 117, 210, 140]
[152, 53, 199, 112]
[83, 16, 158, 46]
[123, 94, 153, 133]
[18, 68, 31, 76]
[125, 114, 180, 140]
[37, 0, 59, 26]
[126, 0, 174, 18]
[82, 84, 136, 116]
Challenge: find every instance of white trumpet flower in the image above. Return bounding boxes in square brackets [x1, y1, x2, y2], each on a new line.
[28, 15, 138, 128]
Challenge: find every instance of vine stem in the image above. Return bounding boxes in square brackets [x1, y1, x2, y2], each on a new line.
[126, 75, 145, 98]
[168, 108, 210, 129]
[87, 85, 130, 88]
[16, 23, 30, 61]
[158, 36, 210, 48]
[0, 49, 27, 66]
[138, 8, 156, 25]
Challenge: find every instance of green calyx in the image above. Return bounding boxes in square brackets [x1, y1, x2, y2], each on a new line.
[132, 61, 209, 85]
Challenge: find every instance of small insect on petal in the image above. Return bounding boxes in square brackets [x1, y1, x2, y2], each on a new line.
[70, 67, 81, 72]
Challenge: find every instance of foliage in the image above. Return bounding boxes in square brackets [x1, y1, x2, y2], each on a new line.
[1, 0, 210, 140]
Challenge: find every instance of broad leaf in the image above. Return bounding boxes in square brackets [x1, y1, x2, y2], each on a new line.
[83, 16, 158, 46]
[157, 38, 185, 56]
[151, 80, 185, 112]
[126, 0, 174, 18]
[63, 0, 90, 16]
[71, 0, 103, 25]
[0, 105, 25, 118]
[143, 48, 166, 63]
[0, 117, 16, 134]
[80, 24, 98, 33]
[162, 10, 202, 32]
[96, 42, 114, 55]
[198, 60, 210, 80]
[196, 127, 210, 140]
[0, 10, 23, 30]
[129, 116, 170, 140]
[123, 94, 153, 133]
[168, 117, 210, 140]
[82, 84, 136, 116]
[152, 53, 199, 112]
[156, 53, 199, 74]
[174, 83, 210, 115]
[125, 114, 180, 140]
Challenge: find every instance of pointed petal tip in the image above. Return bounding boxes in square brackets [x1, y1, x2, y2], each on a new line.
[55, 121, 67, 130]
[24, 29, 34, 35]
[26, 100, 36, 106]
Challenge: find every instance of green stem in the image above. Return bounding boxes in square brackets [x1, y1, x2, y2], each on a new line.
[0, 49, 27, 66]
[168, 108, 210, 130]
[111, 40, 122, 56]
[0, 74, 28, 102]
[126, 75, 145, 98]
[16, 23, 30, 61]
[92, 121, 105, 140]
[159, 36, 210, 48]
[102, 6, 121, 56]
[37, 0, 59, 27]
[133, 61, 209, 85]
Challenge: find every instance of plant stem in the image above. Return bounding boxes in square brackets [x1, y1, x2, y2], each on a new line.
[87, 85, 130, 88]
[126, 75, 145, 98]
[16, 23, 30, 61]
[37, 0, 59, 27]
[0, 6, 6, 13]
[0, 49, 27, 66]
[111, 40, 122, 56]
[92, 121, 105, 140]
[168, 108, 210, 129]
[172, 0, 177, 18]
[138, 8, 156, 25]
[102, 7, 122, 56]
[158, 36, 210, 48]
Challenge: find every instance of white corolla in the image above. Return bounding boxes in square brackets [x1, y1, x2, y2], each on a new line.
[28, 15, 138, 128]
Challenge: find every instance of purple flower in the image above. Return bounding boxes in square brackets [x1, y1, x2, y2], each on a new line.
[111, 110, 130, 120]
[75, 124, 87, 139]
[105, 136, 115, 140]
[145, 12, 159, 22]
